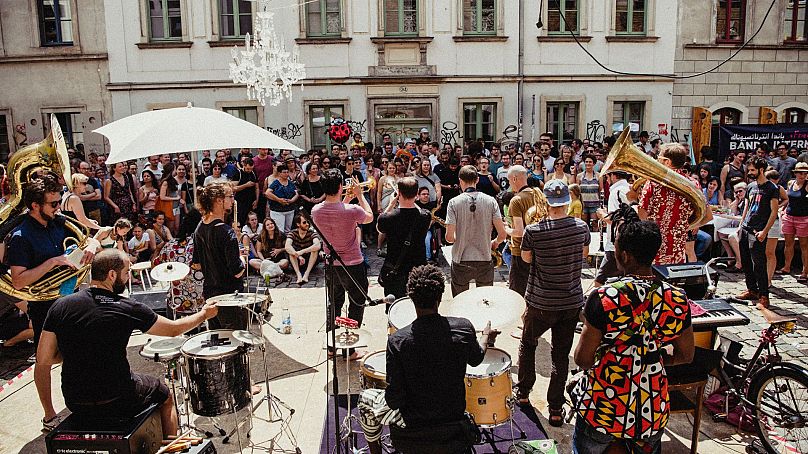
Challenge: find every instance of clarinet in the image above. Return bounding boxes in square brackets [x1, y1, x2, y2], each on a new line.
[598, 190, 606, 252]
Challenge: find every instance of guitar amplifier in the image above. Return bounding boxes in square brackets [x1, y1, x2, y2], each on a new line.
[652, 262, 717, 300]
[46, 404, 163, 454]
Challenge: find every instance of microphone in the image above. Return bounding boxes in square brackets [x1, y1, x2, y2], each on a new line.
[367, 294, 396, 307]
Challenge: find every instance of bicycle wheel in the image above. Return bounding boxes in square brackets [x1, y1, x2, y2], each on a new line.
[752, 367, 808, 454]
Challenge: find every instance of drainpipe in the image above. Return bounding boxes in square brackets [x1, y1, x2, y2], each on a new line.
[516, 0, 525, 146]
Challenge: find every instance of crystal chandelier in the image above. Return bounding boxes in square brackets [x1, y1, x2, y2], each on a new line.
[229, 1, 305, 107]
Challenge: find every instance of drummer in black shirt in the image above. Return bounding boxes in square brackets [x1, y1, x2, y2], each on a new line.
[37, 249, 217, 436]
[358, 264, 497, 454]
[192, 183, 246, 329]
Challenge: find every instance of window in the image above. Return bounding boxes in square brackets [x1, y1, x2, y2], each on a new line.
[548, 0, 578, 34]
[384, 0, 418, 36]
[310, 105, 344, 151]
[306, 0, 341, 37]
[615, 0, 646, 34]
[711, 107, 741, 125]
[374, 103, 432, 145]
[716, 0, 745, 42]
[784, 107, 807, 123]
[785, 0, 807, 42]
[149, 0, 182, 41]
[47, 112, 83, 148]
[38, 0, 73, 45]
[223, 107, 259, 125]
[0, 115, 10, 163]
[463, 0, 496, 35]
[547, 102, 578, 144]
[612, 101, 644, 138]
[463, 103, 497, 149]
[220, 0, 252, 38]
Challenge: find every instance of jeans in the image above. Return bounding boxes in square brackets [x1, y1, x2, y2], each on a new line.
[572, 417, 662, 454]
[269, 209, 295, 234]
[517, 306, 580, 409]
[450, 261, 494, 296]
[425, 229, 433, 260]
[694, 229, 713, 262]
[326, 263, 368, 353]
[740, 229, 769, 296]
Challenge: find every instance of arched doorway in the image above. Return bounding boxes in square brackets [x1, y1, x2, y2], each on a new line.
[710, 107, 742, 156]
[784, 107, 807, 124]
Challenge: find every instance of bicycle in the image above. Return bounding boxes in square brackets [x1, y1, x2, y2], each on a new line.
[701, 256, 808, 454]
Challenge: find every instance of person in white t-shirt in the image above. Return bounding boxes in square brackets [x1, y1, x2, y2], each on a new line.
[593, 171, 632, 287]
[128, 224, 152, 263]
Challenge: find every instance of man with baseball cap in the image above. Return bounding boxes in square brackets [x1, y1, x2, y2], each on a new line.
[415, 127, 431, 147]
[515, 180, 591, 427]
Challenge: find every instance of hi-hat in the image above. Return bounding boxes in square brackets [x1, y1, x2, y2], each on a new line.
[151, 262, 190, 282]
[326, 328, 372, 350]
[207, 292, 269, 307]
[442, 286, 524, 331]
[233, 330, 265, 345]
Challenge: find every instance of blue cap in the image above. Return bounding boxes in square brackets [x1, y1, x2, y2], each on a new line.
[544, 180, 571, 207]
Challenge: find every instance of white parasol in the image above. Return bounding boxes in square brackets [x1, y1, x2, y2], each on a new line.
[95, 104, 302, 164]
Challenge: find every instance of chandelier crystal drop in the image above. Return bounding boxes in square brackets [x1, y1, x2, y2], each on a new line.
[229, 1, 306, 107]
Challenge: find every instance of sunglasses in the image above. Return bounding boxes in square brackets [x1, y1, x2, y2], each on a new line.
[46, 200, 60, 208]
[734, 190, 744, 194]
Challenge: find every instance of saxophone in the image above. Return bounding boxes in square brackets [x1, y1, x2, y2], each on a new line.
[0, 115, 92, 302]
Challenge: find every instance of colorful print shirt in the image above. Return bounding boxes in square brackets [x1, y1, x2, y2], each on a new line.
[639, 169, 700, 265]
[573, 278, 691, 441]
[153, 237, 205, 315]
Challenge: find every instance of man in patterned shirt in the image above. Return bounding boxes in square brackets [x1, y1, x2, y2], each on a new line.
[573, 213, 694, 453]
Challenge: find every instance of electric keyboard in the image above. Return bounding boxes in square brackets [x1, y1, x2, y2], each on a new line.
[691, 298, 750, 330]
[653, 262, 717, 299]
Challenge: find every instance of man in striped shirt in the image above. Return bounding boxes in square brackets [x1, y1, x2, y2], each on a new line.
[515, 180, 591, 427]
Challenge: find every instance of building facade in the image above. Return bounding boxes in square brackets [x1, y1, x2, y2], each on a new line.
[0, 0, 111, 161]
[673, 0, 808, 158]
[103, 0, 678, 153]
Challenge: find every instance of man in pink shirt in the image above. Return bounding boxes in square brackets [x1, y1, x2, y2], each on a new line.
[312, 168, 374, 359]
[252, 148, 274, 220]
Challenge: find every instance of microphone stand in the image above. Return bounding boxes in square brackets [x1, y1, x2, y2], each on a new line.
[297, 207, 376, 454]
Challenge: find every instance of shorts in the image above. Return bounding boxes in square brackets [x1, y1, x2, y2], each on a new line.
[768, 218, 781, 239]
[781, 213, 808, 237]
[0, 309, 30, 341]
[28, 299, 56, 347]
[594, 251, 619, 284]
[66, 373, 169, 420]
[582, 206, 599, 216]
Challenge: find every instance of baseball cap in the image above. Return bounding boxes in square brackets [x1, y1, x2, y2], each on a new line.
[403, 138, 415, 144]
[420, 127, 429, 133]
[544, 180, 571, 207]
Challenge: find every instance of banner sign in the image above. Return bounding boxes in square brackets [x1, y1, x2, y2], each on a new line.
[718, 123, 808, 161]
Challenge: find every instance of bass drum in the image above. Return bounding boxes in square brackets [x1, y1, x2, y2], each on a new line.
[387, 297, 416, 334]
[181, 330, 251, 417]
[359, 350, 387, 390]
[465, 348, 513, 427]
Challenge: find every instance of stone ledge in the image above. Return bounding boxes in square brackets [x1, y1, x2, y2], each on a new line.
[0, 53, 107, 64]
[136, 41, 193, 49]
[684, 43, 808, 50]
[537, 35, 592, 43]
[452, 35, 509, 42]
[370, 36, 434, 44]
[208, 40, 247, 47]
[294, 37, 353, 45]
[367, 65, 437, 77]
[605, 35, 659, 43]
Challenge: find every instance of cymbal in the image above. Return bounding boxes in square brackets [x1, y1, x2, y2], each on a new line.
[207, 292, 269, 307]
[233, 330, 265, 345]
[326, 328, 371, 350]
[151, 262, 190, 282]
[442, 286, 524, 331]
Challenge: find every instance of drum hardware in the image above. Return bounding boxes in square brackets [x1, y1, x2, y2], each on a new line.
[329, 318, 373, 453]
[443, 286, 524, 332]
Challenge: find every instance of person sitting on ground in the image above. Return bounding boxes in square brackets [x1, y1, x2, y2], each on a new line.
[127, 224, 152, 264]
[285, 213, 321, 284]
[249, 217, 289, 276]
[94, 218, 133, 253]
[572, 211, 694, 453]
[0, 298, 33, 348]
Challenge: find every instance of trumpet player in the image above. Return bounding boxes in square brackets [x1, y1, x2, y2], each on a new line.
[504, 165, 548, 295]
[6, 175, 96, 431]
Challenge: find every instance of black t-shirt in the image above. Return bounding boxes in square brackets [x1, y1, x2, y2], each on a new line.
[193, 219, 244, 298]
[232, 168, 258, 206]
[299, 178, 324, 211]
[386, 314, 484, 428]
[83, 177, 101, 212]
[43, 288, 157, 404]
[743, 180, 779, 231]
[377, 207, 431, 270]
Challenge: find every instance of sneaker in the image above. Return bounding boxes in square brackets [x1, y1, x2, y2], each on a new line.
[756, 296, 770, 309]
[735, 290, 759, 301]
[42, 415, 61, 432]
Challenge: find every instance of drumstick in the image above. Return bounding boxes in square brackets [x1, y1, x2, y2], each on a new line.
[156, 430, 193, 454]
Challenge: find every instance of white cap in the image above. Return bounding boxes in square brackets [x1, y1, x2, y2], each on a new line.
[420, 127, 429, 133]
[404, 138, 415, 144]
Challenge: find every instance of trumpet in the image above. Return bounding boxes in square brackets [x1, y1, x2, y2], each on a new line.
[342, 177, 377, 198]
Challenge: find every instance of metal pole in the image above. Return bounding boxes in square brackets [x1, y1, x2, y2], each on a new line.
[516, 0, 525, 147]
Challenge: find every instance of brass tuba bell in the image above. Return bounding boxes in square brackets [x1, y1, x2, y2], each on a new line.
[0, 115, 92, 302]
[600, 128, 707, 229]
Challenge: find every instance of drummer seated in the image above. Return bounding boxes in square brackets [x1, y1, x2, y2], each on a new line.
[357, 264, 497, 454]
[36, 250, 218, 436]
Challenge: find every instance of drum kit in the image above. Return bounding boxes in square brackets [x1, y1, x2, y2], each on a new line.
[138, 262, 298, 453]
[333, 286, 528, 453]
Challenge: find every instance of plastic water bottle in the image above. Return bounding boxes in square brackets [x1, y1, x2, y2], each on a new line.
[281, 308, 292, 334]
[59, 245, 79, 296]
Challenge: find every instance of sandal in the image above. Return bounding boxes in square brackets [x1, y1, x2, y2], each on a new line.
[775, 268, 789, 275]
[548, 407, 565, 427]
[42, 415, 61, 432]
[798, 275, 808, 283]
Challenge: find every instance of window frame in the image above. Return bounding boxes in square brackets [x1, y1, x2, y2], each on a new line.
[306, 102, 349, 151]
[546, 101, 580, 145]
[384, 0, 419, 36]
[784, 0, 808, 43]
[148, 0, 183, 42]
[607, 98, 649, 140]
[715, 0, 746, 43]
[461, 101, 499, 151]
[0, 112, 12, 163]
[219, 0, 253, 39]
[784, 107, 807, 124]
[216, 101, 264, 127]
[547, 0, 579, 34]
[462, 0, 497, 36]
[37, 0, 74, 46]
[615, 0, 647, 35]
[41, 109, 85, 148]
[305, 0, 342, 38]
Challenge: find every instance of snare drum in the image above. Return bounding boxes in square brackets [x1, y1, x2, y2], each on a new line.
[465, 348, 513, 427]
[181, 330, 251, 417]
[140, 336, 186, 362]
[387, 297, 417, 334]
[359, 350, 387, 390]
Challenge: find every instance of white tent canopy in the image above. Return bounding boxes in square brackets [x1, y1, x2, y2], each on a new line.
[95, 105, 302, 164]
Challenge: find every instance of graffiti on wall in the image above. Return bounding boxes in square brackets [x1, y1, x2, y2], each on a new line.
[266, 123, 304, 141]
[346, 119, 367, 137]
[440, 121, 463, 147]
[585, 120, 606, 143]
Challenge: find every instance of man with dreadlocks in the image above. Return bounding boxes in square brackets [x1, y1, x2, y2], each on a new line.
[572, 214, 694, 453]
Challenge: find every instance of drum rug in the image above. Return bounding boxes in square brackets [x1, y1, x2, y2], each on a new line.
[127, 337, 314, 385]
[319, 394, 548, 454]
[0, 341, 35, 380]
